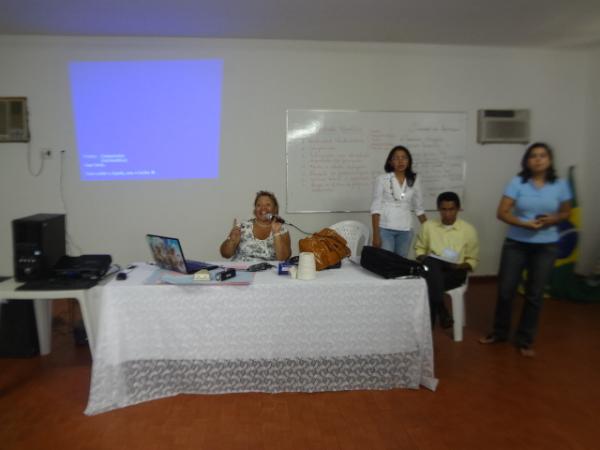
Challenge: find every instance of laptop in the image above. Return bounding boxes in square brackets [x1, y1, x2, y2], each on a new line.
[146, 234, 218, 274]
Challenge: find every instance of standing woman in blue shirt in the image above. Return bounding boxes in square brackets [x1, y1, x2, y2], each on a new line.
[480, 142, 572, 356]
[371, 146, 427, 257]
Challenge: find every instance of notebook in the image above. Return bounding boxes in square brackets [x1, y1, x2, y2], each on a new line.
[146, 234, 218, 274]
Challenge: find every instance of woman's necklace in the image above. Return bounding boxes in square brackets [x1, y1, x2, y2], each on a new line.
[389, 174, 407, 201]
[254, 219, 271, 228]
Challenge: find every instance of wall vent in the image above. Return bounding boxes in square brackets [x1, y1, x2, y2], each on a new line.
[0, 97, 30, 142]
[477, 109, 530, 144]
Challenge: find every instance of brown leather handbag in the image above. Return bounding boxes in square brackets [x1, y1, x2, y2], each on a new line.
[298, 228, 351, 271]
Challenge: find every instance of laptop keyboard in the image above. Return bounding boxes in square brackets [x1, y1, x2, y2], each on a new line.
[16, 278, 99, 291]
[187, 260, 219, 272]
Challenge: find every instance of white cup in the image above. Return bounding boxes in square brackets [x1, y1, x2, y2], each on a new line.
[289, 266, 298, 279]
[297, 252, 316, 280]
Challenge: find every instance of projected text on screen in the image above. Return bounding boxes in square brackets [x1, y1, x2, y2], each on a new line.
[69, 59, 223, 181]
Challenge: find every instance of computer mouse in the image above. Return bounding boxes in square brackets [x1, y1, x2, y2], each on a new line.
[116, 272, 128, 281]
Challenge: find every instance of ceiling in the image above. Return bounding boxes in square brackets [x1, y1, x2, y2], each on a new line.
[2, 0, 600, 48]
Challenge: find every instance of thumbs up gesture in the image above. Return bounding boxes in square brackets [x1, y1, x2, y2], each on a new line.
[228, 218, 241, 244]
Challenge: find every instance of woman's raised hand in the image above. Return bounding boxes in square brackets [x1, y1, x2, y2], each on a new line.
[229, 219, 241, 243]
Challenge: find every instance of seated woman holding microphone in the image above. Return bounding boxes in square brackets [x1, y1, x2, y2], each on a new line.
[220, 191, 292, 261]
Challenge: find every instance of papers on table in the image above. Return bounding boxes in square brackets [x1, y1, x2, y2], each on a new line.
[426, 254, 458, 264]
[144, 268, 254, 285]
[428, 248, 459, 264]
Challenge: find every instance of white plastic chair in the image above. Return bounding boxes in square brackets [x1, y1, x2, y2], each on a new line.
[329, 220, 370, 260]
[446, 276, 468, 342]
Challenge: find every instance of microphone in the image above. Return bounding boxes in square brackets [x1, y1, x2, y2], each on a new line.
[265, 213, 285, 223]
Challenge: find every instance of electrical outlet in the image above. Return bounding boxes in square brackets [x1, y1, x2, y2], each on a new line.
[40, 149, 52, 159]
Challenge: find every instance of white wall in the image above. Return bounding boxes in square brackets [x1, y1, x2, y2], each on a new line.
[0, 35, 595, 275]
[580, 47, 600, 275]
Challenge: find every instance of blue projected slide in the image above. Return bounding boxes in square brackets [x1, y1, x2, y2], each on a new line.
[69, 59, 223, 181]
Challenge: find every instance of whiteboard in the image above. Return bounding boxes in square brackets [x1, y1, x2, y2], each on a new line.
[286, 110, 467, 212]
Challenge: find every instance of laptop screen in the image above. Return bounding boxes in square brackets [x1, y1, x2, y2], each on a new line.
[146, 234, 188, 273]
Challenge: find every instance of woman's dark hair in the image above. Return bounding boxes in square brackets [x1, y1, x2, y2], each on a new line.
[254, 190, 279, 214]
[384, 146, 417, 187]
[436, 191, 461, 209]
[518, 142, 557, 183]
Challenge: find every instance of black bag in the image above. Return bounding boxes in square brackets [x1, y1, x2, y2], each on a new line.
[0, 300, 40, 357]
[360, 245, 428, 279]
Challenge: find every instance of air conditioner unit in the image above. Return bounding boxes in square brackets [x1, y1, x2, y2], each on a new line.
[0, 97, 30, 142]
[477, 109, 530, 144]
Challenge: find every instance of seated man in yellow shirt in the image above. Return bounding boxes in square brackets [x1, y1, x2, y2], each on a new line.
[415, 192, 479, 328]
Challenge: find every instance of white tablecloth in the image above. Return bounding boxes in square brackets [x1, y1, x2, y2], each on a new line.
[85, 262, 436, 415]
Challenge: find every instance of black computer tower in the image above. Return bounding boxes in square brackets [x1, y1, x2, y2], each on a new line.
[12, 213, 66, 281]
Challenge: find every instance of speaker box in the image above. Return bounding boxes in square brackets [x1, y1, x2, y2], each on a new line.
[0, 300, 40, 358]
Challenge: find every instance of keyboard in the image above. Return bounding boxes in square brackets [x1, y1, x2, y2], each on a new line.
[16, 278, 99, 291]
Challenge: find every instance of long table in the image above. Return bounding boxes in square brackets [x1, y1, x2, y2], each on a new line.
[84, 262, 437, 415]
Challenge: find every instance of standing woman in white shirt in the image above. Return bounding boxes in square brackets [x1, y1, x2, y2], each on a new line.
[371, 146, 427, 257]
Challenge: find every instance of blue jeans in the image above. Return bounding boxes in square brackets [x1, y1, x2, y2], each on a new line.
[379, 227, 413, 258]
[492, 238, 559, 347]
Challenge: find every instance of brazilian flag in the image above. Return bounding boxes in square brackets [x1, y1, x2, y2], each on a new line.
[548, 166, 600, 302]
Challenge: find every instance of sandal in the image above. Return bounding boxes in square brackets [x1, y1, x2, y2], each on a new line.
[479, 334, 505, 344]
[518, 345, 536, 357]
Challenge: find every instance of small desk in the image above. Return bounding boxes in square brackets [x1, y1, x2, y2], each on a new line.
[85, 262, 437, 415]
[0, 279, 93, 357]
